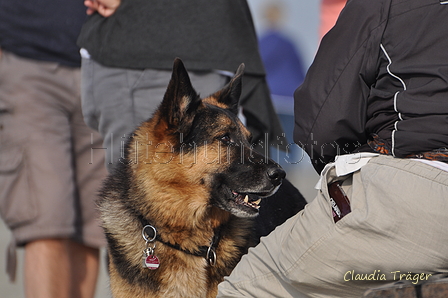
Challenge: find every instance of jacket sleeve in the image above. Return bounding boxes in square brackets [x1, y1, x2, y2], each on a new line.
[293, 0, 390, 173]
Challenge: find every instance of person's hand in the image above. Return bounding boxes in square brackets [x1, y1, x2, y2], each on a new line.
[85, 0, 121, 17]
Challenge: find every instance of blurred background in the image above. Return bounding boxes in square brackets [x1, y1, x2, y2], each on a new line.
[248, 0, 321, 202]
[0, 1, 327, 297]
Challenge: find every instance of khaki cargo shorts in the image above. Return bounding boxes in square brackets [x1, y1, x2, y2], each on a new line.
[0, 50, 107, 279]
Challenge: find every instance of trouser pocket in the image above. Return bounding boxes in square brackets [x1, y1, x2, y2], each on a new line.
[0, 145, 38, 229]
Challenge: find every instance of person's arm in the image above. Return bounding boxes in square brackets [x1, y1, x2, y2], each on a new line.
[84, 0, 121, 17]
[293, 0, 391, 173]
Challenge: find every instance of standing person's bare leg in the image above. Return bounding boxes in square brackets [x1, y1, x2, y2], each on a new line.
[69, 240, 100, 298]
[24, 239, 72, 298]
[24, 238, 100, 298]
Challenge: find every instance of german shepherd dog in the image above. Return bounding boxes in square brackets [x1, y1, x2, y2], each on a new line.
[99, 58, 290, 298]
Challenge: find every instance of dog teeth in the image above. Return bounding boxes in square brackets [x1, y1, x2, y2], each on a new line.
[237, 194, 261, 210]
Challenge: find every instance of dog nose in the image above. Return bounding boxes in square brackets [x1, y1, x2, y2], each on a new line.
[267, 166, 286, 186]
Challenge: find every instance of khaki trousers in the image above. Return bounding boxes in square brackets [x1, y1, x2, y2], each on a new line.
[218, 155, 448, 298]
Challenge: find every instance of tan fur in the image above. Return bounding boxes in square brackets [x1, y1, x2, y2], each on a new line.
[101, 119, 254, 297]
[103, 113, 242, 297]
[99, 59, 283, 298]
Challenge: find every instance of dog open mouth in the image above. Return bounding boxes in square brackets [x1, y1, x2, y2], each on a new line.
[214, 183, 283, 217]
[232, 191, 262, 210]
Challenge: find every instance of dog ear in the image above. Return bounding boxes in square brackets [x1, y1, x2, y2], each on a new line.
[160, 58, 201, 131]
[213, 63, 244, 115]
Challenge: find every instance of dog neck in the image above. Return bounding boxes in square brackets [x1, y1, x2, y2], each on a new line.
[134, 206, 222, 266]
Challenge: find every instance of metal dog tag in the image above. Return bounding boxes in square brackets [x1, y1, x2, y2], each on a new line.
[144, 255, 160, 270]
[141, 225, 159, 269]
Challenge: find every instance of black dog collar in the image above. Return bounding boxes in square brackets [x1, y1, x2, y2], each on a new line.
[137, 210, 221, 267]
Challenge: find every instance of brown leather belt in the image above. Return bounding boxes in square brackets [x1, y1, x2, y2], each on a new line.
[328, 181, 351, 223]
[368, 134, 448, 163]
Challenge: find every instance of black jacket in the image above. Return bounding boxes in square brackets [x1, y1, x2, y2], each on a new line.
[294, 0, 448, 173]
[77, 0, 284, 148]
[77, 0, 264, 75]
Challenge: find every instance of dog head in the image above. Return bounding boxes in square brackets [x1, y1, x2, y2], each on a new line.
[132, 58, 285, 218]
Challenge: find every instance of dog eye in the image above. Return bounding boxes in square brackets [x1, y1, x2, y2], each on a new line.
[219, 134, 232, 144]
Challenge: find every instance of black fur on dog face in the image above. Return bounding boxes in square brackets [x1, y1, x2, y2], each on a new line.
[152, 58, 285, 218]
